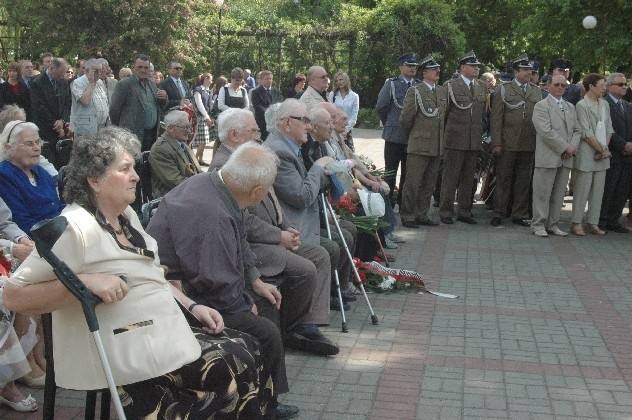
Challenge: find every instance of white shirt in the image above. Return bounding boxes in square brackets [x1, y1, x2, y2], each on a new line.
[328, 89, 360, 134]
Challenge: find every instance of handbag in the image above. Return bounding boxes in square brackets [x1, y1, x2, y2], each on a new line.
[595, 102, 607, 148]
[358, 188, 386, 217]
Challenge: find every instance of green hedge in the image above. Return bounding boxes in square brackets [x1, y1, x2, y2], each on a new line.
[356, 108, 381, 130]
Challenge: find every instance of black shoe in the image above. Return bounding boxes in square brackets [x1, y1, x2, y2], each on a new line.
[457, 217, 478, 224]
[605, 224, 629, 233]
[440, 217, 453, 224]
[341, 290, 357, 302]
[276, 403, 299, 420]
[285, 324, 339, 356]
[512, 219, 530, 227]
[490, 217, 502, 227]
[401, 220, 420, 228]
[417, 218, 440, 226]
[330, 297, 350, 311]
[198, 160, 210, 167]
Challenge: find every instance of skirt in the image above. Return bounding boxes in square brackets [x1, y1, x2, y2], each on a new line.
[192, 118, 210, 147]
[119, 327, 274, 419]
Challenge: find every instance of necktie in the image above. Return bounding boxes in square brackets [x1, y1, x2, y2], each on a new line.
[51, 79, 57, 93]
[176, 79, 186, 97]
[267, 189, 283, 226]
[180, 143, 195, 166]
[407, 81, 411, 88]
[469, 81, 474, 95]
[558, 100, 564, 110]
[521, 84, 526, 93]
[619, 100, 625, 114]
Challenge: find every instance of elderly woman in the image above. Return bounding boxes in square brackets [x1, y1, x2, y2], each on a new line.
[4, 127, 273, 418]
[571, 73, 614, 236]
[217, 67, 249, 112]
[0, 121, 64, 233]
[328, 71, 359, 151]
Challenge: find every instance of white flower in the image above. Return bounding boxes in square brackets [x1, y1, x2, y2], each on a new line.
[379, 276, 395, 290]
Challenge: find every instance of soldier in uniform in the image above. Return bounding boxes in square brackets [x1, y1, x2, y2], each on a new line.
[376, 53, 421, 207]
[399, 55, 447, 228]
[489, 54, 543, 227]
[439, 51, 487, 224]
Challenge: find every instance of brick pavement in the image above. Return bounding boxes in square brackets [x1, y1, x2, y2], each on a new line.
[3, 130, 632, 419]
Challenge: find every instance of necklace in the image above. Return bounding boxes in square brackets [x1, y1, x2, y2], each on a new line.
[113, 226, 124, 235]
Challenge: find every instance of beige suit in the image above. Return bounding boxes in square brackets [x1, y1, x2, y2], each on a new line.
[531, 95, 581, 231]
[440, 77, 487, 219]
[490, 81, 542, 220]
[299, 85, 326, 112]
[399, 82, 447, 223]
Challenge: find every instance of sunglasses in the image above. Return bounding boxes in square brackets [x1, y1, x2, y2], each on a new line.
[173, 66, 184, 71]
[551, 83, 567, 88]
[611, 82, 628, 87]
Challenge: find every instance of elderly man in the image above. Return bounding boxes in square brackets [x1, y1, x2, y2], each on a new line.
[244, 69, 256, 90]
[376, 53, 421, 208]
[97, 58, 118, 104]
[30, 57, 72, 165]
[160, 61, 191, 110]
[489, 55, 543, 228]
[550, 58, 581, 106]
[599, 73, 632, 232]
[149, 110, 202, 198]
[210, 108, 337, 354]
[251, 70, 283, 140]
[439, 51, 487, 225]
[110, 54, 167, 151]
[530, 75, 581, 237]
[70, 58, 110, 136]
[20, 60, 34, 88]
[147, 142, 299, 420]
[399, 54, 447, 228]
[299, 66, 329, 111]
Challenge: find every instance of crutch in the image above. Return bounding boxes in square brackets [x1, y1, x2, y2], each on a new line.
[320, 194, 348, 333]
[31, 217, 127, 420]
[322, 195, 379, 325]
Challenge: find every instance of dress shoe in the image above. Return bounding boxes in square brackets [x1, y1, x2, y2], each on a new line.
[440, 217, 453, 224]
[546, 227, 568, 237]
[490, 217, 502, 227]
[512, 219, 530, 227]
[416, 218, 439, 226]
[533, 229, 548, 237]
[588, 224, 606, 235]
[276, 403, 300, 420]
[457, 216, 477, 225]
[198, 160, 209, 166]
[330, 296, 351, 311]
[341, 288, 357, 302]
[0, 395, 38, 412]
[401, 220, 419, 228]
[285, 324, 339, 356]
[571, 223, 585, 236]
[605, 224, 629, 233]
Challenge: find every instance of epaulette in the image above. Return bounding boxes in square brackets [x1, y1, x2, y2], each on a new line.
[413, 78, 422, 83]
[387, 76, 399, 82]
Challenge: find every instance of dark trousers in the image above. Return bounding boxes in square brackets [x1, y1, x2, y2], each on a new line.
[222, 310, 289, 395]
[492, 151, 534, 220]
[384, 141, 408, 205]
[320, 220, 356, 292]
[440, 149, 478, 219]
[599, 162, 632, 226]
[142, 128, 157, 152]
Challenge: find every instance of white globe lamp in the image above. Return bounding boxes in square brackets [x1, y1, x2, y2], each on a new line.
[582, 16, 597, 29]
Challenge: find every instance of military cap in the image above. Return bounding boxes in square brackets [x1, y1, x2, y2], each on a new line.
[530, 60, 540, 72]
[458, 50, 481, 66]
[398, 53, 420, 66]
[551, 58, 573, 71]
[419, 54, 440, 70]
[540, 74, 550, 84]
[511, 54, 533, 70]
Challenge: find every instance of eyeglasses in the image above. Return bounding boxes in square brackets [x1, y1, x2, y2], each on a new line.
[19, 138, 43, 148]
[240, 128, 262, 137]
[611, 82, 628, 87]
[288, 116, 311, 124]
[66, 70, 73, 74]
[551, 83, 567, 88]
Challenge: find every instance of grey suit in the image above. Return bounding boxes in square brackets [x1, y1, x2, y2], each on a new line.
[531, 95, 581, 231]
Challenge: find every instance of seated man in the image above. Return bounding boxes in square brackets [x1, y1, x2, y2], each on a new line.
[149, 110, 202, 198]
[147, 143, 298, 419]
[210, 108, 337, 355]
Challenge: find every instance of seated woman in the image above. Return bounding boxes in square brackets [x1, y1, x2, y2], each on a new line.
[0, 121, 64, 233]
[3, 127, 273, 418]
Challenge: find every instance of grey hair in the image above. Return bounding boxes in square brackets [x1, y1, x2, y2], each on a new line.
[606, 72, 626, 86]
[164, 110, 190, 127]
[0, 121, 39, 161]
[308, 108, 330, 126]
[63, 126, 141, 207]
[84, 58, 98, 71]
[222, 142, 279, 193]
[50, 57, 67, 71]
[217, 108, 253, 143]
[307, 66, 324, 82]
[96, 58, 109, 68]
[0, 105, 27, 131]
[265, 103, 281, 134]
[274, 99, 306, 128]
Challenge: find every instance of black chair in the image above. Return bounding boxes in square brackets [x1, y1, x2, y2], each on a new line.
[132, 151, 152, 214]
[55, 139, 73, 169]
[56, 166, 68, 203]
[41, 313, 111, 419]
[141, 197, 163, 228]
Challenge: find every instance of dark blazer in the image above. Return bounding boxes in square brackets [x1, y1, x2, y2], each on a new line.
[251, 85, 283, 139]
[29, 73, 71, 144]
[0, 81, 32, 121]
[605, 96, 632, 165]
[160, 76, 192, 110]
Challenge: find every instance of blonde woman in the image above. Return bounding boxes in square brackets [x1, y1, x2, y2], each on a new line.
[328, 71, 359, 151]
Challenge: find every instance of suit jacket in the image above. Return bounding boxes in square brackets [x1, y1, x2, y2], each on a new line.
[251, 85, 283, 137]
[575, 98, 613, 172]
[264, 132, 329, 245]
[443, 77, 487, 151]
[109, 75, 166, 149]
[299, 85, 326, 112]
[605, 96, 632, 165]
[376, 76, 420, 144]
[490, 81, 542, 151]
[160, 76, 192, 110]
[30, 73, 71, 144]
[149, 132, 202, 198]
[532, 95, 581, 169]
[0, 81, 31, 121]
[399, 82, 448, 157]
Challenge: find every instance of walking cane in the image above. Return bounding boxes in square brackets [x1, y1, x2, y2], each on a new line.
[322, 195, 379, 325]
[30, 217, 127, 420]
[320, 194, 348, 333]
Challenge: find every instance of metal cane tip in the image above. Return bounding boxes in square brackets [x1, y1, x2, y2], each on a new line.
[30, 216, 69, 249]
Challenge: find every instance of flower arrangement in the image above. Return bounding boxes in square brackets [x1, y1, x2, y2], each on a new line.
[0, 249, 12, 277]
[328, 194, 389, 234]
[352, 257, 425, 293]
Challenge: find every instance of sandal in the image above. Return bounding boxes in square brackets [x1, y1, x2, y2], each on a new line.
[0, 394, 38, 412]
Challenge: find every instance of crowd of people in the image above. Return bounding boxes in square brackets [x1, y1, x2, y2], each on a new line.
[0, 48, 629, 419]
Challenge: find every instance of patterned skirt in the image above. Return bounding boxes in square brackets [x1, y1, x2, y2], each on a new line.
[192, 118, 210, 146]
[119, 327, 274, 419]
